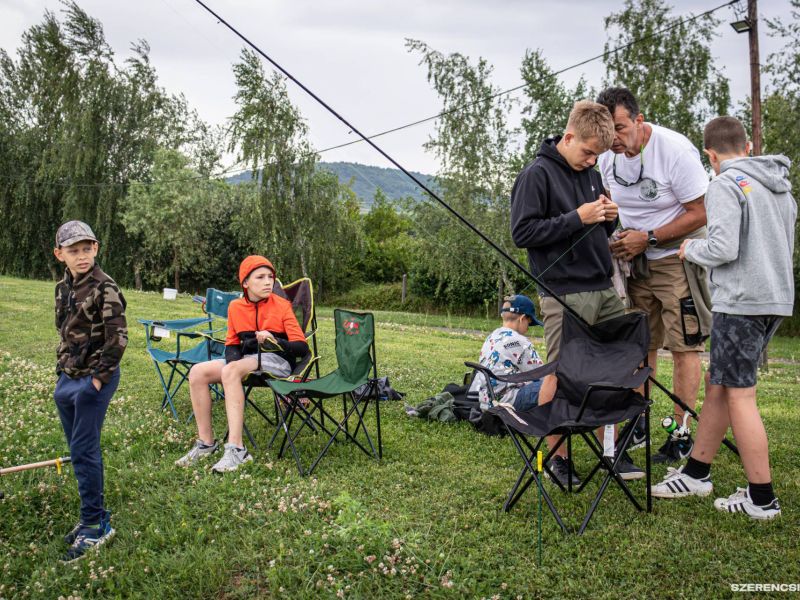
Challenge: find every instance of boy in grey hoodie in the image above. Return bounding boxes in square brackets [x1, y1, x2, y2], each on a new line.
[651, 116, 796, 520]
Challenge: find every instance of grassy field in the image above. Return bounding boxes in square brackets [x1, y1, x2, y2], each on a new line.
[0, 275, 798, 599]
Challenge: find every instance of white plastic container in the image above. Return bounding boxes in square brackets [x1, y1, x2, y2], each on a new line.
[163, 288, 178, 300]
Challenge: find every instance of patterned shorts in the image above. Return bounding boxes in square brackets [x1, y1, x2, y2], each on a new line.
[708, 313, 782, 388]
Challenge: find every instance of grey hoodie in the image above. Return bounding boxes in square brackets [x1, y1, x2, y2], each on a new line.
[684, 155, 796, 316]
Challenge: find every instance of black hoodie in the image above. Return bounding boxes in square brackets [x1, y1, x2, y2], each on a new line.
[510, 136, 616, 296]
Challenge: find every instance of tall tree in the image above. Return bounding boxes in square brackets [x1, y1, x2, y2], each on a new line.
[406, 40, 523, 307]
[517, 49, 592, 168]
[227, 49, 362, 296]
[602, 0, 730, 149]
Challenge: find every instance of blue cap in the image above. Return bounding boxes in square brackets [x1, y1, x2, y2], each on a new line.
[500, 294, 543, 326]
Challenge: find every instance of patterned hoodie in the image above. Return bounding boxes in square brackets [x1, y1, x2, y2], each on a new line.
[55, 264, 128, 383]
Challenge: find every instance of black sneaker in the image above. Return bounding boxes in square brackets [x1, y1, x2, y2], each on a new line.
[653, 436, 694, 464]
[546, 456, 582, 488]
[614, 451, 645, 480]
[64, 509, 111, 545]
[628, 415, 648, 451]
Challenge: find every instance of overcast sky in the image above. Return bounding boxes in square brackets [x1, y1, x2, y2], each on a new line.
[0, 0, 793, 174]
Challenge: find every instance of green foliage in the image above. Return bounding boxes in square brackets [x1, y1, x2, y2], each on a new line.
[0, 2, 193, 285]
[405, 40, 526, 309]
[228, 49, 363, 296]
[603, 0, 731, 149]
[359, 191, 416, 284]
[517, 49, 593, 168]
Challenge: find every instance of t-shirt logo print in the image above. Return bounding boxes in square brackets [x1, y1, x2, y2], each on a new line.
[639, 178, 659, 202]
[343, 320, 360, 335]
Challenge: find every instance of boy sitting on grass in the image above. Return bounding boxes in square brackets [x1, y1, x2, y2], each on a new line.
[53, 220, 127, 562]
[176, 255, 308, 473]
[651, 116, 796, 520]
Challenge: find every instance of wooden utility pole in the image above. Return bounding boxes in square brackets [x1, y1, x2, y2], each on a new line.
[748, 0, 762, 155]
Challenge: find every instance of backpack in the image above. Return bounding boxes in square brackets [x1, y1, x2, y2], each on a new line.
[442, 382, 507, 437]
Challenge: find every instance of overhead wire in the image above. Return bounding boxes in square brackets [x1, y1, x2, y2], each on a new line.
[0, 0, 736, 189]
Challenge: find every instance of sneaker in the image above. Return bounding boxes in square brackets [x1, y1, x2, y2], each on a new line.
[175, 439, 219, 467]
[653, 436, 694, 464]
[614, 452, 645, 481]
[651, 465, 713, 498]
[714, 487, 781, 520]
[64, 509, 111, 545]
[545, 456, 582, 488]
[628, 415, 648, 451]
[211, 443, 253, 473]
[61, 520, 115, 563]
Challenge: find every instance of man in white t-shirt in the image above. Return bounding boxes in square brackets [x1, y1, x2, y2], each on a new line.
[597, 87, 709, 464]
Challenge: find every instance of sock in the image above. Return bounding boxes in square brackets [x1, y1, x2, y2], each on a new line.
[748, 481, 775, 506]
[83, 523, 100, 529]
[683, 457, 711, 480]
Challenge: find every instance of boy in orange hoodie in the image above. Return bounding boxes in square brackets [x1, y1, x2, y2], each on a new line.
[176, 255, 308, 472]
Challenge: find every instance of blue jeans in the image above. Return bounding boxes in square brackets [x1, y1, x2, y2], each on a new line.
[54, 369, 120, 524]
[513, 379, 542, 411]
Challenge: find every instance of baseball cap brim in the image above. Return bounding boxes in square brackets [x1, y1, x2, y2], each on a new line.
[58, 234, 98, 248]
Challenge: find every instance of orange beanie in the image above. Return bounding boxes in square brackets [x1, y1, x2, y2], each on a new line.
[238, 255, 275, 285]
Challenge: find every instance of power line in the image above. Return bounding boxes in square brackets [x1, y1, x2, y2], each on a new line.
[0, 0, 735, 189]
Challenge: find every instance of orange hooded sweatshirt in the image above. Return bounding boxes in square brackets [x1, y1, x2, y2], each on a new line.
[224, 256, 307, 364]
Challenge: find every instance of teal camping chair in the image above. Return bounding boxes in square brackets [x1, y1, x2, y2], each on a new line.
[267, 309, 381, 475]
[139, 288, 241, 419]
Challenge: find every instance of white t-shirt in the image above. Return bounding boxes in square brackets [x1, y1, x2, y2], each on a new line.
[468, 327, 543, 406]
[599, 124, 709, 260]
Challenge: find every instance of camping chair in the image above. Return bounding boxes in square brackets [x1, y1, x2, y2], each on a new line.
[466, 310, 652, 535]
[138, 288, 241, 419]
[266, 309, 381, 476]
[238, 277, 321, 449]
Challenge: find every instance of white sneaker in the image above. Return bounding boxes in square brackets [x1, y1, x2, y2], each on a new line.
[714, 487, 781, 520]
[175, 439, 219, 467]
[651, 466, 713, 498]
[211, 443, 253, 473]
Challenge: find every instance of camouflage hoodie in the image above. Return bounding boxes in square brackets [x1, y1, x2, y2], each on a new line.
[55, 264, 128, 383]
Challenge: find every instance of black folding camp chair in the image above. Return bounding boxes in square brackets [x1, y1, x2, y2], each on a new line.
[467, 310, 652, 534]
[238, 278, 321, 449]
[266, 309, 381, 476]
[139, 288, 241, 419]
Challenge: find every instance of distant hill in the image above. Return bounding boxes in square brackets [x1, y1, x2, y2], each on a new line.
[227, 161, 437, 209]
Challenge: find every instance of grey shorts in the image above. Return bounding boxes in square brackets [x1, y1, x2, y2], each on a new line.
[215, 353, 292, 378]
[708, 313, 782, 388]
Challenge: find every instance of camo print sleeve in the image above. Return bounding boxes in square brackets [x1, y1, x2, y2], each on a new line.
[92, 281, 128, 384]
[55, 281, 67, 330]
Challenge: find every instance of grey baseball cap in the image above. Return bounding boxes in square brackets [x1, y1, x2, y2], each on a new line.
[56, 220, 98, 247]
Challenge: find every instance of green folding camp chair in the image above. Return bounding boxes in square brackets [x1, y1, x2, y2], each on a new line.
[239, 277, 321, 449]
[267, 309, 381, 476]
[139, 288, 241, 419]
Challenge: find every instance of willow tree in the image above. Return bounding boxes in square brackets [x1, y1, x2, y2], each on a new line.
[406, 39, 521, 308]
[227, 49, 361, 296]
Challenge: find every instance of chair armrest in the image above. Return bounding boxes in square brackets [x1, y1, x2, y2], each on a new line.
[464, 361, 557, 385]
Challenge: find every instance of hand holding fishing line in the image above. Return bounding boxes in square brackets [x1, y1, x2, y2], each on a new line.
[255, 330, 277, 344]
[599, 195, 618, 222]
[577, 198, 608, 224]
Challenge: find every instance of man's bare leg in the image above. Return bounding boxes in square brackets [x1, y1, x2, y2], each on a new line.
[671, 350, 702, 427]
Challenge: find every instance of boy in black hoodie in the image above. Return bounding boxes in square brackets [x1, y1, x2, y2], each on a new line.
[510, 100, 642, 483]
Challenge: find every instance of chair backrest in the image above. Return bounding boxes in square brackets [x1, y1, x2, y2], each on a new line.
[334, 309, 375, 384]
[273, 277, 319, 378]
[204, 288, 241, 319]
[557, 310, 650, 411]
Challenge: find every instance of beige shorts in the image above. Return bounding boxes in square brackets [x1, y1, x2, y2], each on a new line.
[627, 253, 704, 352]
[540, 287, 625, 362]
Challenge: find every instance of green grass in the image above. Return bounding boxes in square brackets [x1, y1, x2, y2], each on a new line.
[0, 274, 798, 599]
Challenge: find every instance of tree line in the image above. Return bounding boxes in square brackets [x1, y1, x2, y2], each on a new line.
[1, 0, 799, 321]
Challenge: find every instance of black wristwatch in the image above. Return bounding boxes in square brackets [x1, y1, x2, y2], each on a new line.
[647, 230, 658, 247]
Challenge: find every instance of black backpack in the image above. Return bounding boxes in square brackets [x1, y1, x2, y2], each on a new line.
[442, 381, 507, 437]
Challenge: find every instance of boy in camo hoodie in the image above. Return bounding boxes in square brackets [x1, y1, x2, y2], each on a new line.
[53, 220, 127, 561]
